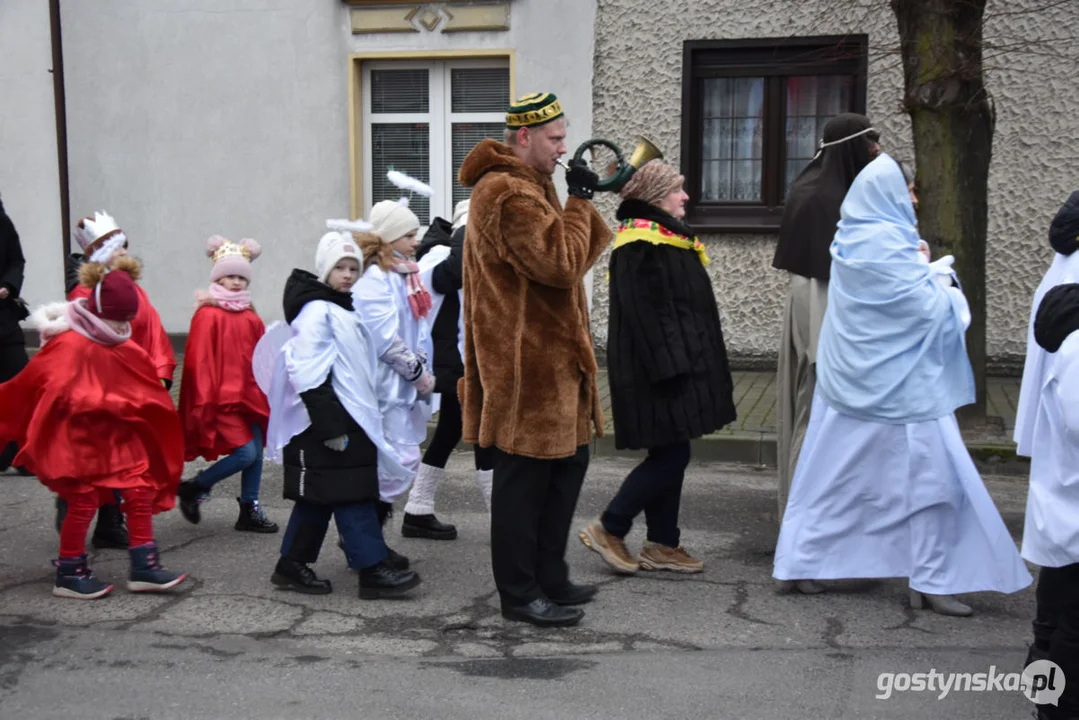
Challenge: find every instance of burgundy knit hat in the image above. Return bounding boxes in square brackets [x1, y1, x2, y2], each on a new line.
[87, 269, 140, 321]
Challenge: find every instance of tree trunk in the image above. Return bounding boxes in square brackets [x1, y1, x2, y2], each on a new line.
[891, 0, 993, 424]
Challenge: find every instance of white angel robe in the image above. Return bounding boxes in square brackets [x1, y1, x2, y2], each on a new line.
[1021, 331, 1079, 568]
[353, 247, 450, 501]
[773, 154, 1031, 597]
[264, 299, 410, 483]
[1014, 252, 1079, 457]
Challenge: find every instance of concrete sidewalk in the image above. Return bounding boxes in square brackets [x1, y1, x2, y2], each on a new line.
[161, 354, 1026, 470]
[591, 370, 1024, 468]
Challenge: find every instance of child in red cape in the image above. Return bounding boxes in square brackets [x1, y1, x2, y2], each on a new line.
[57, 211, 178, 548]
[177, 235, 276, 532]
[0, 259, 187, 599]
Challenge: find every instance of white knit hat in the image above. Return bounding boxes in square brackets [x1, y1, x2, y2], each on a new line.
[369, 200, 420, 244]
[315, 231, 362, 283]
[452, 199, 470, 230]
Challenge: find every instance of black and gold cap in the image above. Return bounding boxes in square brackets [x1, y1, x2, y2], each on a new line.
[506, 92, 564, 129]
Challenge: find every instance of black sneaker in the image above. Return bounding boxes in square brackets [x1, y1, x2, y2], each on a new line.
[358, 561, 421, 599]
[234, 499, 279, 533]
[271, 558, 332, 594]
[401, 513, 458, 540]
[92, 503, 129, 549]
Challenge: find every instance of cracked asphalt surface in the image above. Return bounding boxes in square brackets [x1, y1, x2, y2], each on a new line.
[0, 454, 1041, 719]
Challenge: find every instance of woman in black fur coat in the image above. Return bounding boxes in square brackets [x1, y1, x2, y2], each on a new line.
[579, 160, 735, 575]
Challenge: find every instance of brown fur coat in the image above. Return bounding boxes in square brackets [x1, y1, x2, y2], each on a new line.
[458, 139, 612, 459]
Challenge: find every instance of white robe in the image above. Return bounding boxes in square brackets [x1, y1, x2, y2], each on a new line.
[1014, 252, 1079, 457]
[264, 299, 410, 483]
[352, 248, 449, 501]
[773, 393, 1032, 595]
[1021, 332, 1079, 568]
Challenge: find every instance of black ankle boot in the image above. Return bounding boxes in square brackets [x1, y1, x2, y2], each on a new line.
[402, 513, 457, 540]
[235, 499, 279, 533]
[176, 480, 208, 524]
[271, 558, 332, 595]
[92, 503, 129, 549]
[358, 561, 420, 599]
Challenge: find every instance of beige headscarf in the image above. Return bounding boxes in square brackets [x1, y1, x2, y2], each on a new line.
[619, 160, 684, 205]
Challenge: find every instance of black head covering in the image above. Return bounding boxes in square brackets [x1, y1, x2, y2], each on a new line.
[772, 113, 877, 281]
[1049, 191, 1079, 256]
[1035, 283, 1079, 353]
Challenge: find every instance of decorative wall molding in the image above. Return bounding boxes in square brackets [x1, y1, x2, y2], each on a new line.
[348, 2, 509, 35]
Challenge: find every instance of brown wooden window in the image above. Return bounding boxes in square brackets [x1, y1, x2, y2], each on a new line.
[680, 36, 868, 233]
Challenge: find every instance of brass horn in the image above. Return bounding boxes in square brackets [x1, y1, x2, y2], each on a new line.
[558, 135, 664, 193]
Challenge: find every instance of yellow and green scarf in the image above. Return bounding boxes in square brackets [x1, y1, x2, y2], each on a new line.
[612, 218, 710, 268]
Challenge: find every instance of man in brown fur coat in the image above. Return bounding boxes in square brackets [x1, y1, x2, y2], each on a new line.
[458, 92, 611, 627]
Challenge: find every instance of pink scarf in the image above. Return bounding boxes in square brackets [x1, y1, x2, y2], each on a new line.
[65, 300, 131, 346]
[392, 260, 432, 319]
[196, 283, 252, 312]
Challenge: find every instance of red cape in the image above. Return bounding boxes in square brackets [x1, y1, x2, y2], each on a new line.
[0, 330, 183, 512]
[69, 283, 177, 383]
[179, 305, 269, 461]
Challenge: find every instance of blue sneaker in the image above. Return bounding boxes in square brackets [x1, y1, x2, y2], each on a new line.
[128, 542, 187, 592]
[53, 555, 113, 600]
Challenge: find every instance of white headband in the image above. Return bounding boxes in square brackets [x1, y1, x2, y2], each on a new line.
[815, 126, 876, 151]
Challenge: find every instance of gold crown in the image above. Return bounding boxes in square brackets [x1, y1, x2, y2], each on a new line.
[212, 241, 252, 263]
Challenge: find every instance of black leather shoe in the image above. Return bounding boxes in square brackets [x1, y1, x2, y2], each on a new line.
[401, 513, 458, 540]
[271, 558, 332, 594]
[359, 561, 421, 599]
[91, 503, 129, 549]
[547, 583, 597, 606]
[501, 598, 584, 627]
[338, 539, 410, 570]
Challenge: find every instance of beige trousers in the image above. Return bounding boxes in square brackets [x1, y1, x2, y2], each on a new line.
[775, 273, 829, 523]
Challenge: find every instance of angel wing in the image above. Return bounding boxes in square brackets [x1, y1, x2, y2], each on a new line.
[252, 321, 293, 395]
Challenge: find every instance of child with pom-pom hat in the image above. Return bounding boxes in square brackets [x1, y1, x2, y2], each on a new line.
[176, 236, 278, 533]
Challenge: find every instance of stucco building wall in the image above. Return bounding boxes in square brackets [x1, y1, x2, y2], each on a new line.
[0, 0, 65, 309]
[590, 0, 1078, 367]
[59, 0, 597, 331]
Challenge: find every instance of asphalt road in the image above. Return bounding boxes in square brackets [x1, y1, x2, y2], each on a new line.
[0, 454, 1042, 719]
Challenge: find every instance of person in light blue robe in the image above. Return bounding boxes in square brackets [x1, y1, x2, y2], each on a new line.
[773, 154, 1032, 616]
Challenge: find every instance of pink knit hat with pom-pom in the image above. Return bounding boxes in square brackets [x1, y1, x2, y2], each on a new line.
[207, 235, 261, 283]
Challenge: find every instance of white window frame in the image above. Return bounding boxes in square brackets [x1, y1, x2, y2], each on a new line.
[362, 58, 510, 227]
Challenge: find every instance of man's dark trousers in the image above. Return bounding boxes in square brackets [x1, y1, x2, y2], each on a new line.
[490, 444, 589, 608]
